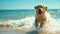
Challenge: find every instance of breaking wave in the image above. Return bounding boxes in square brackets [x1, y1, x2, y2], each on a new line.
[0, 16, 60, 32]
[0, 16, 35, 28]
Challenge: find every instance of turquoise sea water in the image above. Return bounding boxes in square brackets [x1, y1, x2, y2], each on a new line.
[0, 9, 35, 20]
[0, 9, 60, 21]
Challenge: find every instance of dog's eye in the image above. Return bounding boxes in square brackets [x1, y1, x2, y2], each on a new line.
[40, 7, 42, 8]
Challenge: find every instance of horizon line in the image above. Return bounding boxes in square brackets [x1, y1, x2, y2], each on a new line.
[0, 9, 60, 10]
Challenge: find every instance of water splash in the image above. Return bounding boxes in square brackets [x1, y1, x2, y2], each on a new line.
[0, 16, 60, 32]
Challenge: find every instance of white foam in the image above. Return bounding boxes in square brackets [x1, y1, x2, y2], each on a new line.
[43, 18, 60, 32]
[0, 16, 35, 28]
[0, 16, 60, 32]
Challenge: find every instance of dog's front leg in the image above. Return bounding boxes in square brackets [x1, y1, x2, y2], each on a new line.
[35, 20, 38, 27]
[40, 21, 46, 28]
[35, 18, 40, 28]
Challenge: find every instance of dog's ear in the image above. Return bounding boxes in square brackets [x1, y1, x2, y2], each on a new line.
[45, 6, 48, 11]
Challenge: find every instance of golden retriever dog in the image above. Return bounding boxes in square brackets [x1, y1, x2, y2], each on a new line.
[34, 4, 51, 28]
[34, 4, 60, 34]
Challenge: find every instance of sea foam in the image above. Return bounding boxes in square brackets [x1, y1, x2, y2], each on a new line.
[0, 16, 60, 32]
[0, 16, 35, 28]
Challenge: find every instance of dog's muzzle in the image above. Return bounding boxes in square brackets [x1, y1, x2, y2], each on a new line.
[39, 8, 41, 11]
[38, 8, 42, 14]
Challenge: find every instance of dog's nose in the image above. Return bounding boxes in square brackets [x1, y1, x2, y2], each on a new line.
[38, 8, 42, 14]
[39, 8, 41, 11]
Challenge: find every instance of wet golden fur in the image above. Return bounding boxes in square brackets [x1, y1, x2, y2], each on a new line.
[34, 4, 55, 34]
[34, 4, 48, 28]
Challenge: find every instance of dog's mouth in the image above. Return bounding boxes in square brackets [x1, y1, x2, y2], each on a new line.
[38, 8, 42, 14]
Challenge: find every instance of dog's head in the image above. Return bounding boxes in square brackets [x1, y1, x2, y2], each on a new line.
[34, 4, 48, 14]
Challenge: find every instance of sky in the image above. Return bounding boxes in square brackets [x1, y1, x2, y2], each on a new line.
[0, 0, 60, 10]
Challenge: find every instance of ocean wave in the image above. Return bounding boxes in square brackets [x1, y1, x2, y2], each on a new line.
[0, 16, 35, 28]
[0, 16, 60, 32]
